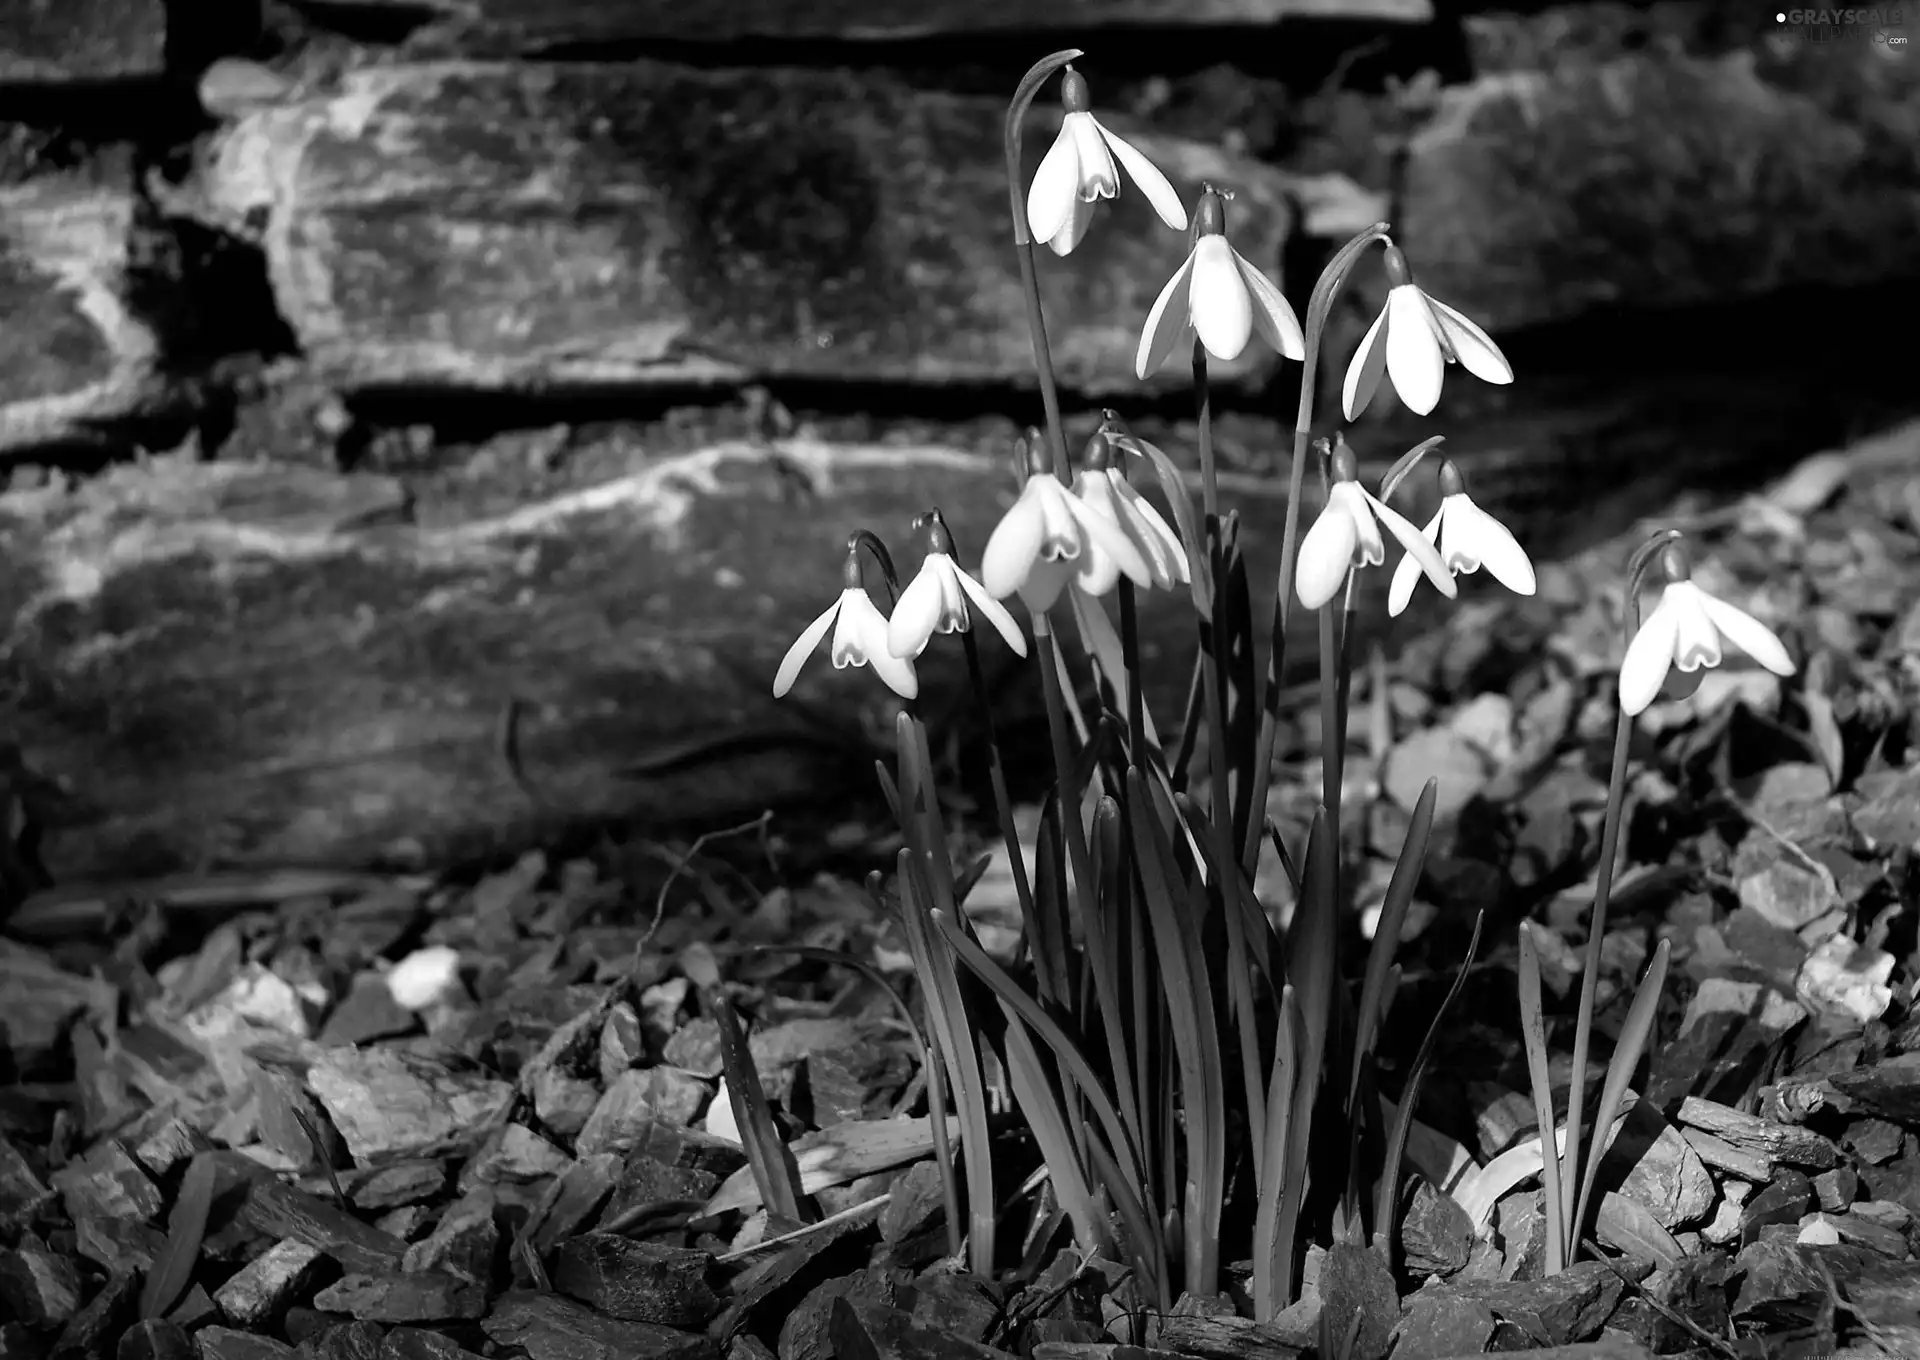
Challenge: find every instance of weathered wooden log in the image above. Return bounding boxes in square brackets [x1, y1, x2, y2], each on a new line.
[0, 171, 180, 457]
[0, 378, 1892, 887]
[306, 0, 1432, 49]
[196, 60, 1303, 398]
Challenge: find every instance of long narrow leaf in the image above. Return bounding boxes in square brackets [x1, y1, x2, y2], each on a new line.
[683, 944, 811, 1226]
[1002, 1012, 1106, 1256]
[1375, 910, 1485, 1262]
[1272, 810, 1335, 1308]
[1351, 778, 1437, 1104]
[932, 908, 1146, 1193]
[897, 853, 996, 1273]
[142, 1150, 215, 1318]
[1517, 923, 1569, 1273]
[1253, 984, 1301, 1320]
[1127, 769, 1226, 1296]
[1572, 937, 1671, 1260]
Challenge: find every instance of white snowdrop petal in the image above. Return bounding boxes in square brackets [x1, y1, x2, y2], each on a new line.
[1068, 112, 1118, 196]
[1190, 235, 1253, 363]
[1387, 506, 1444, 617]
[1047, 191, 1099, 256]
[957, 568, 1029, 657]
[1365, 487, 1454, 596]
[1067, 492, 1153, 590]
[773, 594, 843, 696]
[1428, 297, 1515, 385]
[1026, 122, 1082, 244]
[1450, 496, 1535, 596]
[887, 566, 945, 659]
[1136, 251, 1198, 379]
[1095, 118, 1190, 231]
[1384, 285, 1444, 415]
[1668, 582, 1724, 672]
[1296, 499, 1360, 610]
[1232, 247, 1306, 360]
[981, 485, 1049, 598]
[1342, 304, 1390, 421]
[1619, 594, 1682, 716]
[1700, 593, 1795, 677]
[842, 591, 917, 698]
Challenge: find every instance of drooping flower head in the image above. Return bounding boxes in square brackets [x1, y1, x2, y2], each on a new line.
[774, 533, 918, 700]
[1343, 244, 1513, 420]
[1069, 430, 1191, 595]
[1296, 434, 1456, 612]
[1618, 537, 1795, 717]
[1026, 66, 1188, 257]
[887, 510, 1029, 661]
[982, 430, 1154, 612]
[1388, 458, 1537, 617]
[1136, 186, 1305, 379]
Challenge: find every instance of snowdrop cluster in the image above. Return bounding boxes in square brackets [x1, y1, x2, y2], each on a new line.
[772, 58, 1795, 722]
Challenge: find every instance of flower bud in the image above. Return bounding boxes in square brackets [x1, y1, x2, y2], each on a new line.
[1194, 186, 1227, 238]
[1329, 433, 1360, 484]
[1382, 244, 1413, 288]
[1437, 458, 1467, 498]
[1081, 430, 1115, 472]
[1060, 66, 1092, 113]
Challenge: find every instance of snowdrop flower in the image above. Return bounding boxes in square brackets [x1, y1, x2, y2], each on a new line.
[1297, 436, 1455, 612]
[774, 540, 918, 701]
[887, 512, 1029, 660]
[982, 435, 1154, 612]
[1027, 66, 1188, 257]
[1618, 540, 1794, 717]
[1343, 244, 1513, 419]
[1136, 187, 1305, 379]
[1388, 458, 1536, 616]
[1070, 432, 1191, 594]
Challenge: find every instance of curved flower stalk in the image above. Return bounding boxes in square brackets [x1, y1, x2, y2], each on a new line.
[1387, 458, 1537, 616]
[1618, 539, 1795, 716]
[1343, 244, 1512, 419]
[982, 434, 1154, 611]
[1296, 436, 1455, 612]
[773, 533, 918, 700]
[889, 512, 1029, 660]
[1027, 65, 1188, 257]
[1136, 187, 1305, 379]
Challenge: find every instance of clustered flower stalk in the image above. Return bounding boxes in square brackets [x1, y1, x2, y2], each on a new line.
[769, 42, 1797, 1329]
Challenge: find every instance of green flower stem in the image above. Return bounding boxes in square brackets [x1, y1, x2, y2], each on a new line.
[1117, 579, 1149, 768]
[1560, 702, 1633, 1245]
[1560, 538, 1672, 1252]
[1004, 50, 1082, 483]
[1034, 610, 1145, 1159]
[1240, 223, 1391, 878]
[1192, 340, 1266, 1172]
[962, 626, 1051, 1001]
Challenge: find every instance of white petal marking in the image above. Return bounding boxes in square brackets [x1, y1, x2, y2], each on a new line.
[1385, 285, 1445, 415]
[1699, 592, 1794, 676]
[1190, 235, 1253, 362]
[773, 594, 842, 697]
[1026, 121, 1082, 245]
[1429, 297, 1514, 385]
[1619, 592, 1681, 716]
[1095, 118, 1190, 231]
[1342, 303, 1390, 421]
[1136, 250, 1197, 379]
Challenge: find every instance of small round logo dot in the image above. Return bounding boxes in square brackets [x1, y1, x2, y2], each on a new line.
[1776, 10, 1786, 19]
